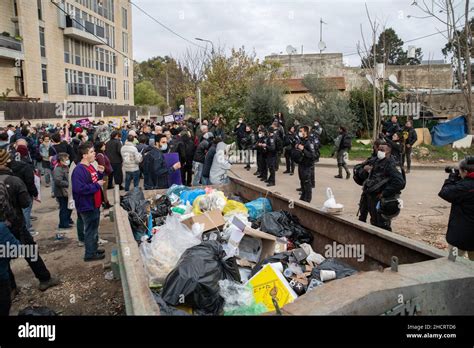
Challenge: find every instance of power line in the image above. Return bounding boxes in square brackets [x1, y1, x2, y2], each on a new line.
[50, 0, 133, 62]
[130, 1, 206, 50]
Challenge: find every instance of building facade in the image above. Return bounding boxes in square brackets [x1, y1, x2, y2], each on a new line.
[0, 0, 134, 108]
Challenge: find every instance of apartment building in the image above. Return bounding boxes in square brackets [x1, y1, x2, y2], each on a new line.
[0, 0, 133, 106]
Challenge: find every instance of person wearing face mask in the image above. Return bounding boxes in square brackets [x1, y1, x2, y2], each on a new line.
[53, 153, 73, 230]
[438, 156, 474, 260]
[254, 127, 267, 179]
[294, 126, 318, 203]
[383, 132, 403, 168]
[143, 134, 181, 190]
[354, 140, 383, 222]
[283, 126, 297, 175]
[263, 127, 277, 187]
[39, 135, 54, 196]
[363, 142, 405, 231]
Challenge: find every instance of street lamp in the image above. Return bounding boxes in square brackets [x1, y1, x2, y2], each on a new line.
[195, 37, 215, 54]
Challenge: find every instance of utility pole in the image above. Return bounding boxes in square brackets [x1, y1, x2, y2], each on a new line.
[165, 70, 170, 107]
[372, 26, 377, 141]
[197, 87, 202, 124]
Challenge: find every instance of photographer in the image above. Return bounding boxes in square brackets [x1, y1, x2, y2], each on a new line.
[438, 157, 474, 261]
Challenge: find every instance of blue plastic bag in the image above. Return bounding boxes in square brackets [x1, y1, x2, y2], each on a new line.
[245, 198, 272, 220]
[180, 189, 206, 205]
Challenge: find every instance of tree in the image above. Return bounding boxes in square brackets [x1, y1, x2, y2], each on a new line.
[294, 75, 357, 140]
[414, 0, 472, 134]
[244, 74, 288, 129]
[362, 28, 423, 68]
[134, 81, 166, 111]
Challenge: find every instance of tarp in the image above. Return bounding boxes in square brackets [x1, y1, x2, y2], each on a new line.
[431, 116, 468, 146]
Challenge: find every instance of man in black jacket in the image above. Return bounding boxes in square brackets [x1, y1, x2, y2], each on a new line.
[192, 132, 212, 186]
[176, 130, 195, 186]
[401, 121, 418, 173]
[201, 137, 220, 186]
[283, 126, 297, 175]
[295, 126, 318, 203]
[263, 127, 277, 187]
[233, 117, 247, 150]
[0, 150, 59, 295]
[105, 131, 124, 190]
[240, 126, 255, 171]
[143, 134, 181, 190]
[363, 142, 406, 231]
[254, 127, 267, 179]
[438, 157, 474, 260]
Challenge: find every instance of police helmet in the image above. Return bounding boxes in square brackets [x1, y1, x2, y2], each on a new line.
[378, 197, 401, 219]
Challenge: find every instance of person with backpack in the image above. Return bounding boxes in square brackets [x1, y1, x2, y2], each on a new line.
[8, 145, 38, 236]
[53, 153, 73, 230]
[0, 149, 60, 293]
[72, 143, 106, 262]
[49, 132, 74, 168]
[331, 126, 352, 180]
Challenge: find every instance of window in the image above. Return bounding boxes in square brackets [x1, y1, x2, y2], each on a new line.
[124, 58, 129, 77]
[13, 0, 18, 16]
[124, 80, 129, 100]
[122, 7, 128, 29]
[37, 0, 43, 20]
[122, 32, 128, 53]
[64, 38, 70, 63]
[41, 64, 48, 94]
[39, 27, 46, 58]
[74, 41, 81, 66]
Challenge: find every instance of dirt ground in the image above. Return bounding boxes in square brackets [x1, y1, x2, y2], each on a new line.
[231, 162, 451, 251]
[9, 186, 125, 316]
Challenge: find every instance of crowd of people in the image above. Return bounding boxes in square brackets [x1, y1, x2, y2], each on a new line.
[0, 112, 472, 315]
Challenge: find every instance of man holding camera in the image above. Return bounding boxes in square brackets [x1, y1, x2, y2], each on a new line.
[438, 157, 474, 261]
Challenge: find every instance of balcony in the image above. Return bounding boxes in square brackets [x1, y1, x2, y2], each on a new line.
[0, 35, 24, 60]
[63, 16, 105, 46]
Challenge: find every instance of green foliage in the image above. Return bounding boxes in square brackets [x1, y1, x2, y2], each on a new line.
[244, 74, 288, 129]
[362, 28, 423, 67]
[349, 87, 374, 136]
[134, 81, 166, 111]
[294, 75, 357, 141]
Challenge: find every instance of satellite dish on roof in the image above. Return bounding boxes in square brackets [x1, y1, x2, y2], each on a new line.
[286, 45, 297, 55]
[318, 41, 327, 51]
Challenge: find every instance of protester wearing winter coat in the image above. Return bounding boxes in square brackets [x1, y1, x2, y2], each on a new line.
[210, 141, 232, 185]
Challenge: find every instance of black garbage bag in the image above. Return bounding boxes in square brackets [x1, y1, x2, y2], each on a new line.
[153, 195, 172, 218]
[120, 187, 145, 212]
[259, 211, 313, 246]
[151, 292, 191, 316]
[120, 188, 150, 239]
[18, 306, 58, 316]
[161, 241, 241, 315]
[250, 252, 292, 277]
[310, 258, 357, 282]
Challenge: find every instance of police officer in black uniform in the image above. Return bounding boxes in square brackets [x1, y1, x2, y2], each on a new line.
[363, 142, 406, 231]
[254, 126, 267, 179]
[295, 126, 318, 203]
[283, 126, 297, 175]
[264, 126, 277, 187]
[309, 124, 322, 188]
[354, 139, 383, 222]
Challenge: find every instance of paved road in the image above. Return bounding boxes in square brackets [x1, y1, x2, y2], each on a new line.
[230, 161, 450, 249]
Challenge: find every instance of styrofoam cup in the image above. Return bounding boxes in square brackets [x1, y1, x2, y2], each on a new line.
[320, 270, 336, 282]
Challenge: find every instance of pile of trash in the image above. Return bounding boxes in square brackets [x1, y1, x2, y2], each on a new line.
[121, 185, 357, 316]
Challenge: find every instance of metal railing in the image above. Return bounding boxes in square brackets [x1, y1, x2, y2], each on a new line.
[0, 35, 22, 52]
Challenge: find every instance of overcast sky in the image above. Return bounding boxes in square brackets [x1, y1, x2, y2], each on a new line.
[132, 0, 466, 66]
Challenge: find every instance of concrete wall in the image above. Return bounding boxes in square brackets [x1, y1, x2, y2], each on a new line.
[266, 53, 344, 79]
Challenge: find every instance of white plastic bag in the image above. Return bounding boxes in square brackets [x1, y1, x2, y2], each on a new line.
[140, 215, 201, 285]
[198, 190, 227, 212]
[323, 188, 344, 211]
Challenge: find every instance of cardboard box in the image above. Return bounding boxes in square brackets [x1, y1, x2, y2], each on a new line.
[229, 216, 277, 264]
[182, 210, 225, 233]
